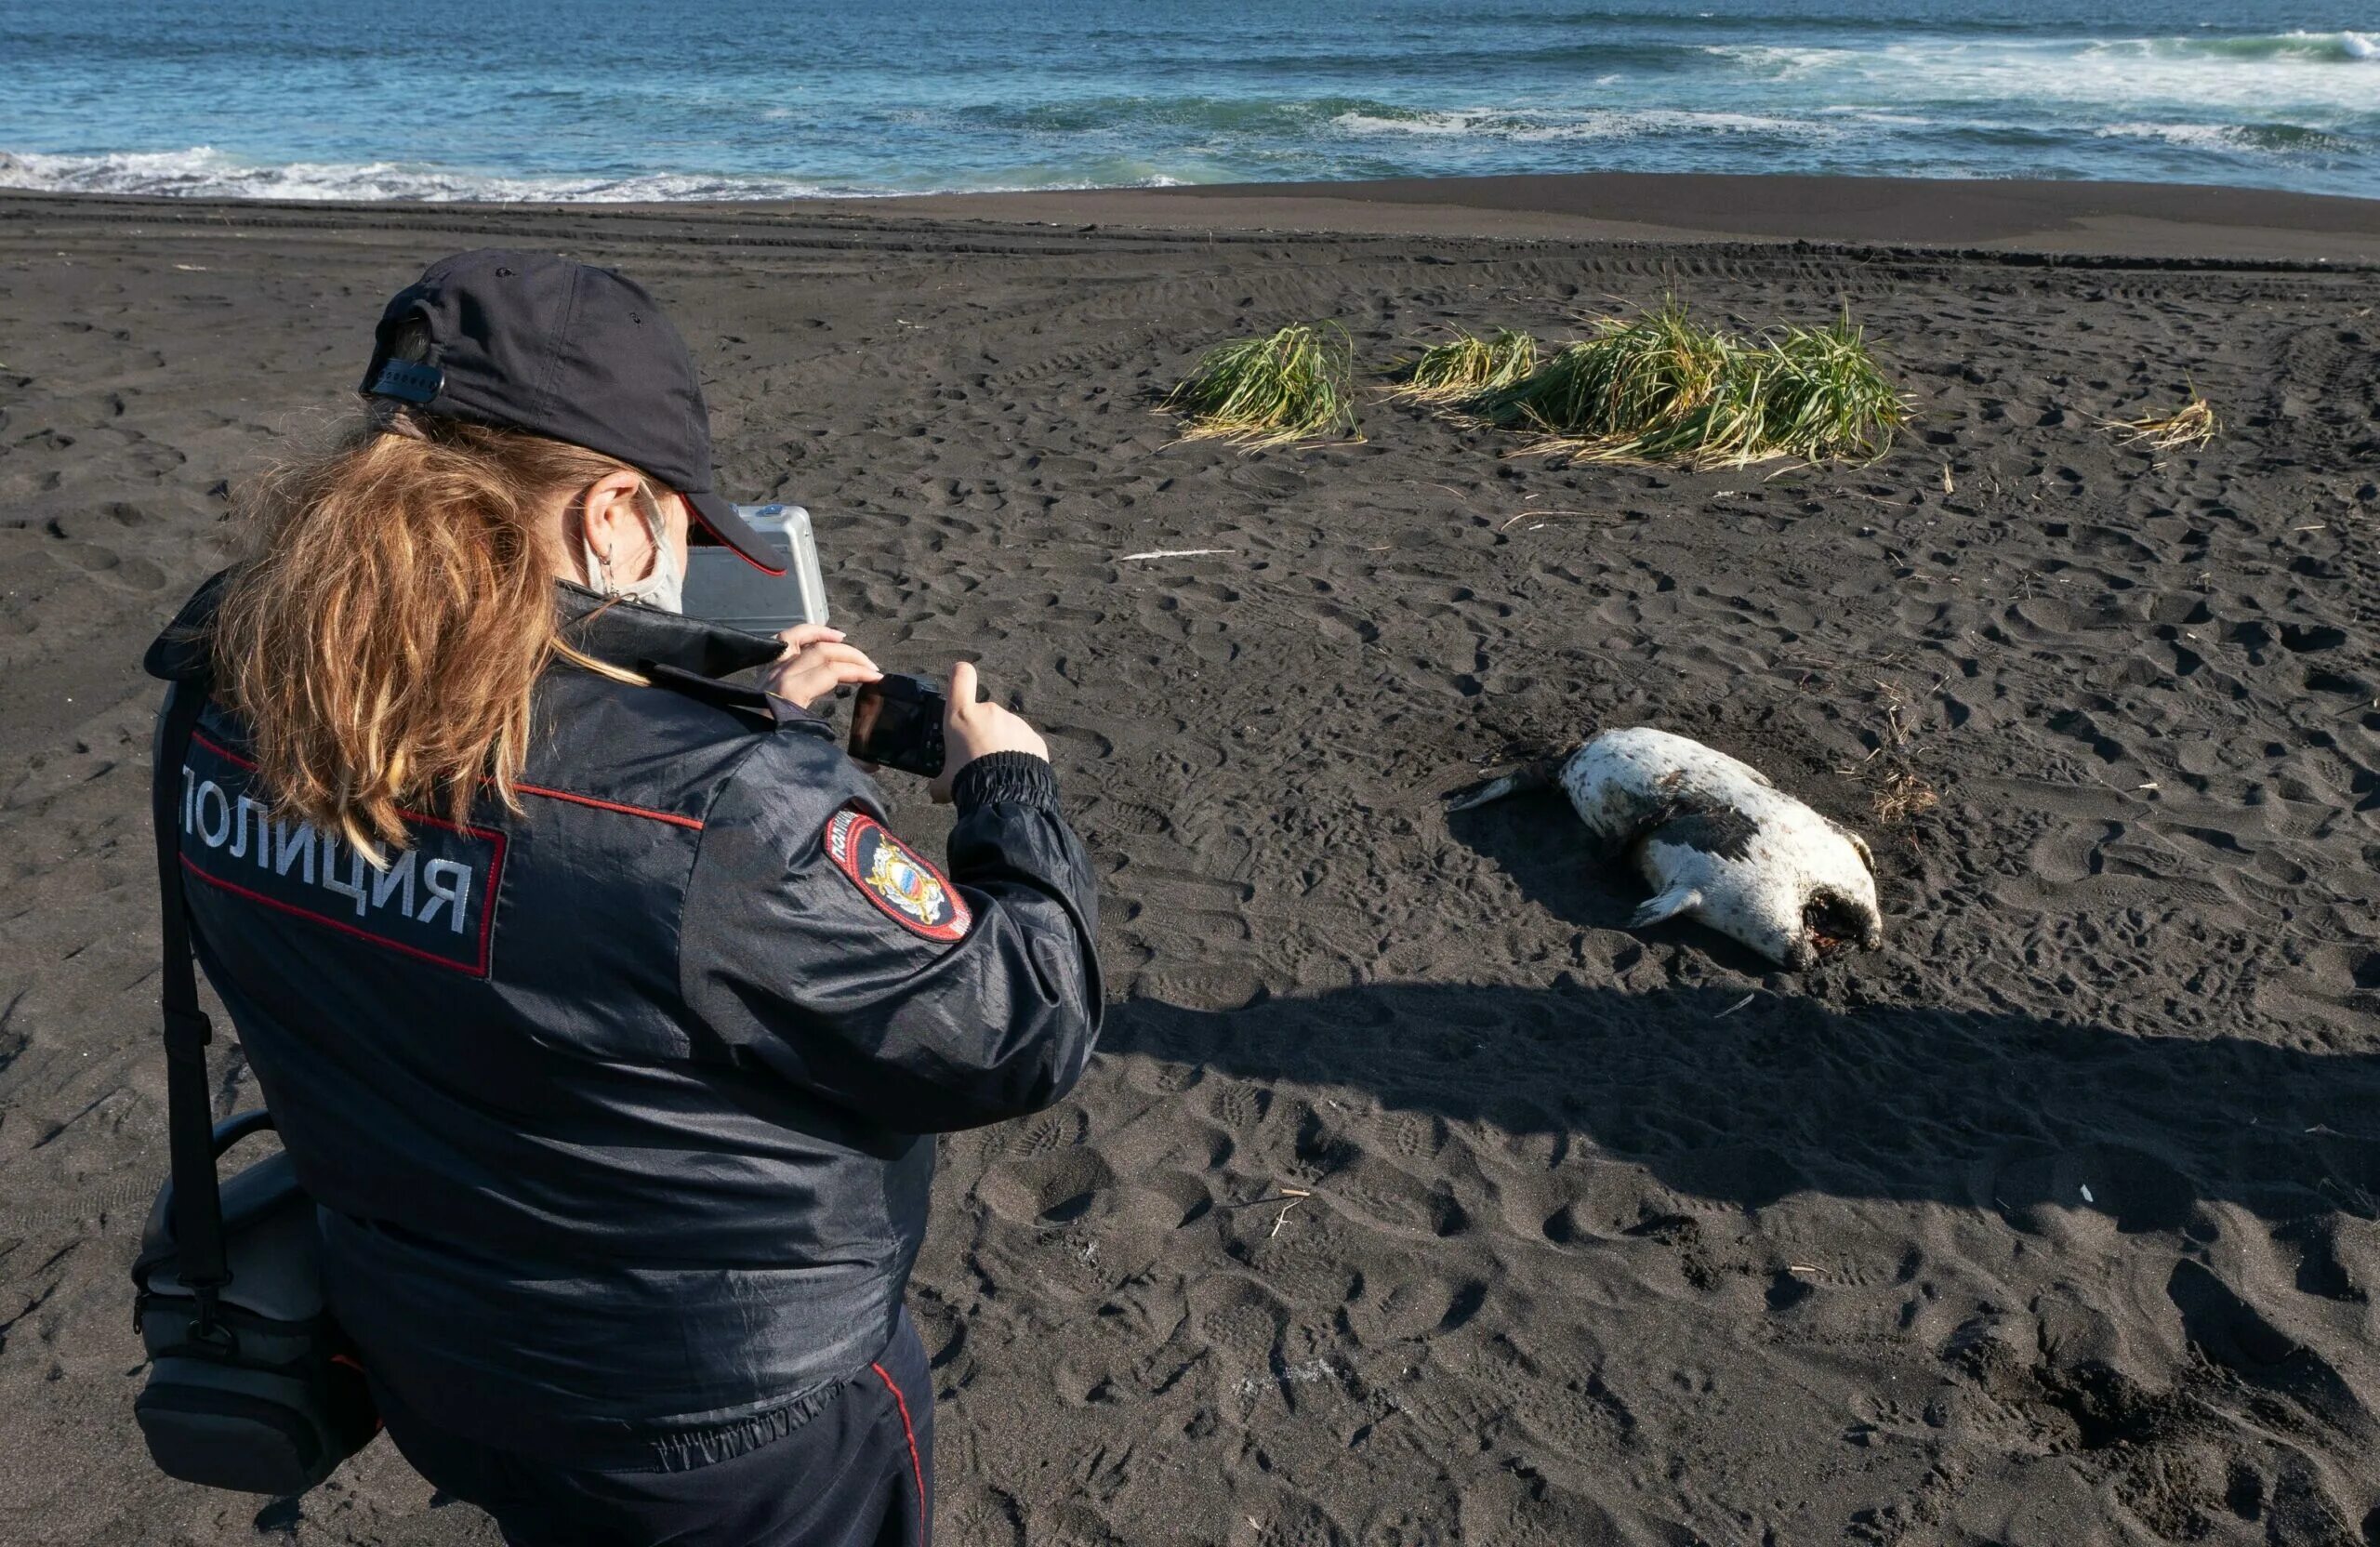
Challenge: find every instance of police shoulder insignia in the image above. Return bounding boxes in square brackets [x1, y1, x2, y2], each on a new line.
[825, 809, 971, 943]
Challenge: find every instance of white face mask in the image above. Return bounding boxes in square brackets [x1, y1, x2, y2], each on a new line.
[583, 483, 684, 614]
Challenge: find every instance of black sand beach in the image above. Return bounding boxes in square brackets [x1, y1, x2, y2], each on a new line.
[1, 178, 2376, 1545]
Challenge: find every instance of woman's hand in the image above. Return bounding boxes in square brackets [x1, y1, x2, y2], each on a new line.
[766, 625, 880, 708]
[930, 660, 1050, 804]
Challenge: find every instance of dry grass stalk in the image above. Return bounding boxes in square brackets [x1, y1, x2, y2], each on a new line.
[1872, 770, 1940, 826]
[1838, 674, 1943, 828]
[2107, 388, 2219, 451]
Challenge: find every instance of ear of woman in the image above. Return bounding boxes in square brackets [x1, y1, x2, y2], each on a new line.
[573, 470, 692, 604]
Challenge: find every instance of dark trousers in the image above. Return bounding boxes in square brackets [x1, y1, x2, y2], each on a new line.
[373, 1316, 933, 1547]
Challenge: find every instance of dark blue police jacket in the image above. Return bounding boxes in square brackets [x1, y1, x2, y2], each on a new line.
[144, 575, 1103, 1470]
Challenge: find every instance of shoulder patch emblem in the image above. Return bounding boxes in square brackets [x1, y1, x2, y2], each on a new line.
[826, 809, 971, 943]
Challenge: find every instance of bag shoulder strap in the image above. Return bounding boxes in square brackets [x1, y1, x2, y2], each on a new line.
[151, 679, 231, 1312]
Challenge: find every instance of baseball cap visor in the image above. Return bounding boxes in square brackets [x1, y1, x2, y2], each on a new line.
[685, 489, 787, 575]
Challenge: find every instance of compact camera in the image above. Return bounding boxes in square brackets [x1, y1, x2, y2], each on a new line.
[847, 674, 948, 778]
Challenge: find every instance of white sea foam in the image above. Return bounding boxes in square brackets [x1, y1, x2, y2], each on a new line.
[1331, 108, 1827, 143]
[2099, 123, 2257, 152]
[1815, 107, 1933, 127]
[0, 146, 845, 202]
[1703, 32, 2380, 117]
[1331, 110, 1476, 138]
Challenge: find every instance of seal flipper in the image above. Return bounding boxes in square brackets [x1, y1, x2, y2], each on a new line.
[1629, 885, 1703, 929]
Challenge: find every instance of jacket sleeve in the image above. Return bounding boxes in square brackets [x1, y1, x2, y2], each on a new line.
[681, 738, 1104, 1133]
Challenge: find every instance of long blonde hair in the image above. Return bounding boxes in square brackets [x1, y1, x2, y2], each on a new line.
[210, 404, 642, 855]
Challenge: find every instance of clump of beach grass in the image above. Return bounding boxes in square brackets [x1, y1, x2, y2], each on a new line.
[1392, 327, 1540, 403]
[1473, 300, 1731, 449]
[1750, 315, 1910, 464]
[1164, 323, 1359, 446]
[2106, 386, 2219, 452]
[1476, 301, 1909, 469]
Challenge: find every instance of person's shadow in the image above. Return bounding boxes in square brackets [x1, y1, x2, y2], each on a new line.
[1100, 783, 2380, 1244]
[1104, 975, 2380, 1221]
[1103, 977, 2379, 1234]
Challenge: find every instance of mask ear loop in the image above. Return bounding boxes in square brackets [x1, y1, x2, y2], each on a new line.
[631, 480, 681, 594]
[578, 486, 618, 595]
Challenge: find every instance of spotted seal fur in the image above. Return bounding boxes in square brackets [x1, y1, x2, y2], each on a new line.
[1446, 726, 1883, 970]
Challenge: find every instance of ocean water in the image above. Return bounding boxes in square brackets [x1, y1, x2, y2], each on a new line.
[3, 0, 2375, 203]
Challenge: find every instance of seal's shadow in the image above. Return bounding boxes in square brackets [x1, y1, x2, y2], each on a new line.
[1443, 787, 1778, 978]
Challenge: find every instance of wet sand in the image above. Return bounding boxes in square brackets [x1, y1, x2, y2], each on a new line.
[832, 173, 2380, 264]
[1, 178, 2376, 1545]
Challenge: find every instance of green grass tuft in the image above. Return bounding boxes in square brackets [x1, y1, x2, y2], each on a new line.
[1393, 328, 1541, 403]
[1164, 323, 1360, 446]
[1475, 301, 1908, 469]
[1750, 315, 1911, 464]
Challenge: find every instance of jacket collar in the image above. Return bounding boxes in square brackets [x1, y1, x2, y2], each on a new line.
[554, 581, 786, 681]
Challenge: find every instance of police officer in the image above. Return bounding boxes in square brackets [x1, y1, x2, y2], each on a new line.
[144, 250, 1102, 1546]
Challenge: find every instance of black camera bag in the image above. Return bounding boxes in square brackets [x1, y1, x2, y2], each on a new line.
[129, 677, 379, 1494]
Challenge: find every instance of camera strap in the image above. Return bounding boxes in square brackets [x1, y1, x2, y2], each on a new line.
[150, 678, 231, 1330]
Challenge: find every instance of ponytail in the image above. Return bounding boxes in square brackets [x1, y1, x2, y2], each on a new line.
[210, 406, 642, 857]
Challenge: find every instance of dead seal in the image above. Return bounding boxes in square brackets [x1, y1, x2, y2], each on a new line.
[1446, 726, 1883, 970]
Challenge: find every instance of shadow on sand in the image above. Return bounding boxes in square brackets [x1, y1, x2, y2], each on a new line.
[1101, 788, 2378, 1237]
[1103, 979, 2380, 1234]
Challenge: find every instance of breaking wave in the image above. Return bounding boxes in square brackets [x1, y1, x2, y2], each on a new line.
[2183, 31, 2376, 63]
[2096, 122, 2355, 154]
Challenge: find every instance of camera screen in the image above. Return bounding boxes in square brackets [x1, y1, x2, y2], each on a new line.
[851, 685, 932, 763]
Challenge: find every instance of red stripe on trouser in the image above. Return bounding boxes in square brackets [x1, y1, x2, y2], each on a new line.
[869, 1361, 927, 1547]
